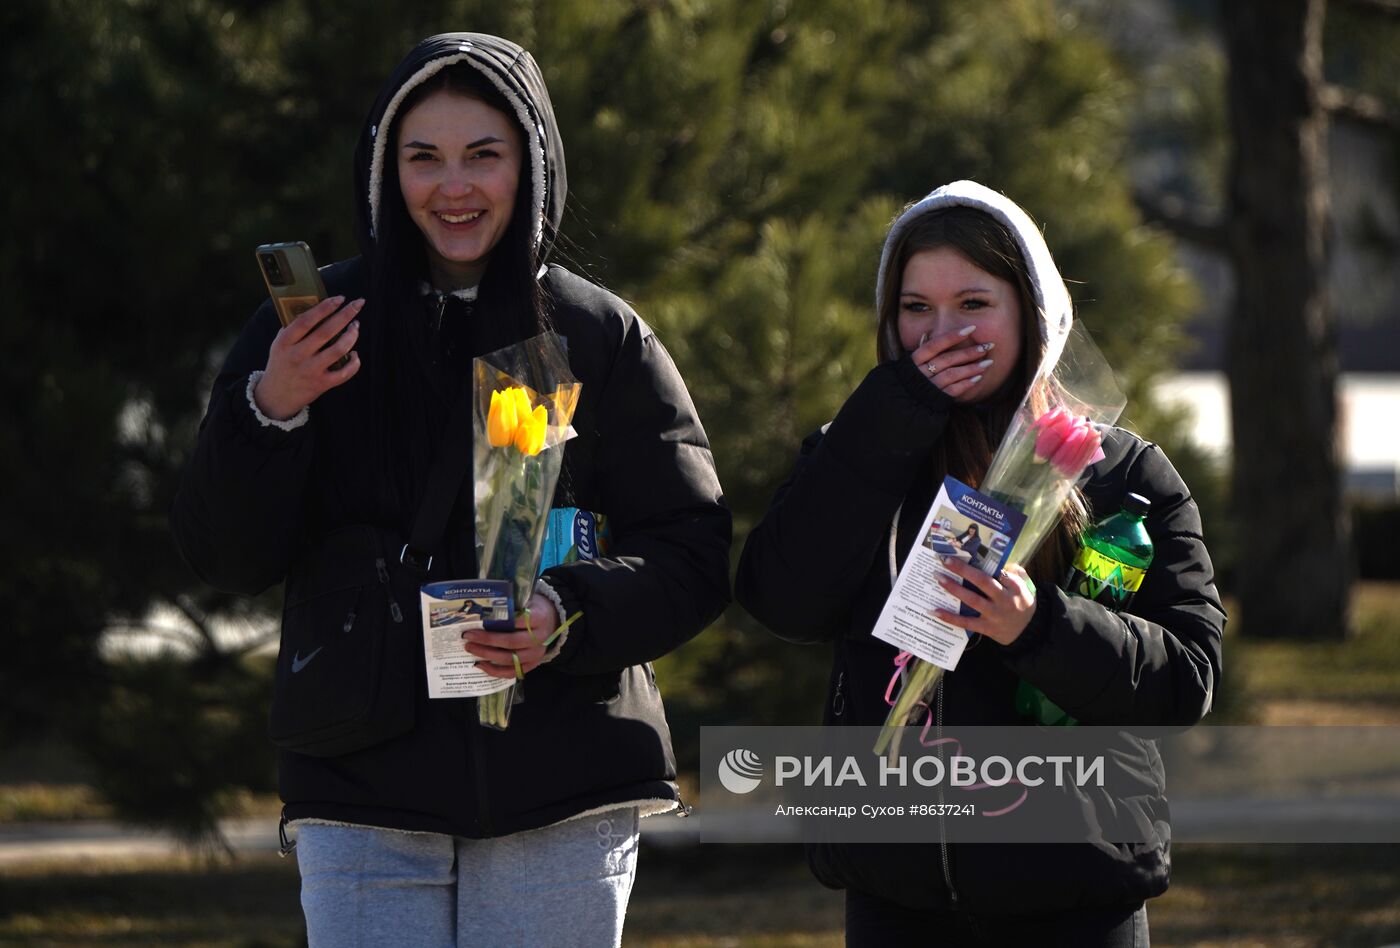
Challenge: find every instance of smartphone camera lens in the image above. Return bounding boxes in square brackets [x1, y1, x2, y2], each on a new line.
[261, 253, 285, 285]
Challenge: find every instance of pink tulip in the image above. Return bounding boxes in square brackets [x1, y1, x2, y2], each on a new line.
[1032, 408, 1077, 462]
[1050, 424, 1102, 477]
[1031, 407, 1072, 432]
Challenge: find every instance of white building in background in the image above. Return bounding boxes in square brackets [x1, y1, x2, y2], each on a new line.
[1155, 373, 1400, 499]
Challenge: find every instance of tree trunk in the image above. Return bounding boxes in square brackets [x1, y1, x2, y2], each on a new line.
[1222, 0, 1351, 639]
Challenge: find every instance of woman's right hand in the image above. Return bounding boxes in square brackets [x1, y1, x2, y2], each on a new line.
[909, 325, 995, 400]
[253, 296, 365, 420]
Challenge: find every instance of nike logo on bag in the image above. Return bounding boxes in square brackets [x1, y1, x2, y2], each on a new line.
[291, 648, 324, 673]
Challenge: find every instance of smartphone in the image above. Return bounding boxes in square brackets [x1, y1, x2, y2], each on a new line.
[255, 241, 350, 369]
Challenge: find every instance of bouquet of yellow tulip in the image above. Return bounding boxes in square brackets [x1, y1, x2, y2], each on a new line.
[473, 333, 581, 730]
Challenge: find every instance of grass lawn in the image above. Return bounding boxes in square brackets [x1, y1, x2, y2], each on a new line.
[1224, 582, 1400, 720]
[3, 843, 1400, 946]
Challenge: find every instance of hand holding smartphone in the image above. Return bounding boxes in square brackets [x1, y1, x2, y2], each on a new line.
[251, 242, 363, 421]
[255, 242, 351, 370]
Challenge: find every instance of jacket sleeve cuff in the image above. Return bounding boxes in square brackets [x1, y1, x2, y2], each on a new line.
[537, 569, 587, 668]
[534, 578, 571, 663]
[892, 355, 956, 414]
[246, 371, 310, 432]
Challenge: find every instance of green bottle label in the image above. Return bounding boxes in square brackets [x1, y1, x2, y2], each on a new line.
[1064, 546, 1145, 609]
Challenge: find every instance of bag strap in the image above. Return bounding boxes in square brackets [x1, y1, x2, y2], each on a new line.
[400, 378, 477, 573]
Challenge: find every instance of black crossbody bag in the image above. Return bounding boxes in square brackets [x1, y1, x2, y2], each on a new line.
[267, 382, 477, 757]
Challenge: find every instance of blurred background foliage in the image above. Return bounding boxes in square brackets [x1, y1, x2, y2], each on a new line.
[8, 0, 1382, 841]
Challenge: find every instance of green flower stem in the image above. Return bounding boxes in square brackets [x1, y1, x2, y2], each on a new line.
[874, 661, 944, 760]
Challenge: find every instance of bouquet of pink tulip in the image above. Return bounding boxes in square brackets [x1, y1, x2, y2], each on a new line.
[876, 326, 1125, 759]
[982, 407, 1103, 557]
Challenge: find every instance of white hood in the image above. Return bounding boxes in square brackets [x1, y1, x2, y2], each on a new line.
[876, 180, 1074, 373]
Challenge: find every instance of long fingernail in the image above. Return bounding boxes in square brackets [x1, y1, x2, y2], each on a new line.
[330, 295, 345, 304]
[977, 358, 993, 368]
[920, 331, 930, 345]
[981, 342, 995, 351]
[959, 326, 977, 336]
[968, 375, 983, 384]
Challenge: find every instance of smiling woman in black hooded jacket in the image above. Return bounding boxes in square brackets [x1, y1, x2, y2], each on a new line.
[171, 33, 730, 947]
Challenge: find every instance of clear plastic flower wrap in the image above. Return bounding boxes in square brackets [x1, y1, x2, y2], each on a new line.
[473, 333, 581, 730]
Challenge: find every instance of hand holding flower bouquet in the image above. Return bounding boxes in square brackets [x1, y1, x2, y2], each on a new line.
[876, 326, 1125, 759]
[474, 334, 581, 730]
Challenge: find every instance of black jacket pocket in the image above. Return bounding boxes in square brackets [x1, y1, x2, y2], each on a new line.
[268, 525, 415, 756]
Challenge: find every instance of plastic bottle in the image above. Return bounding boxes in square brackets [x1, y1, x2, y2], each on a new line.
[1016, 493, 1154, 726]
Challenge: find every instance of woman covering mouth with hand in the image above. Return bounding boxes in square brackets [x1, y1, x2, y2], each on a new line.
[737, 181, 1224, 946]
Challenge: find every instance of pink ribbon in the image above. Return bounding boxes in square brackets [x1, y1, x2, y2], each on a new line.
[884, 652, 1030, 817]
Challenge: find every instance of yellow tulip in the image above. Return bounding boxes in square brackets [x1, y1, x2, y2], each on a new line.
[513, 404, 548, 456]
[487, 389, 517, 447]
[511, 387, 533, 424]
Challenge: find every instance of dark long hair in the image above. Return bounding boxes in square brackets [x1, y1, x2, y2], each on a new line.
[875, 206, 1087, 585]
[363, 62, 553, 521]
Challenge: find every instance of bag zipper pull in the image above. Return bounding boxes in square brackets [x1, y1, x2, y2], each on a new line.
[375, 557, 405, 624]
[342, 607, 357, 634]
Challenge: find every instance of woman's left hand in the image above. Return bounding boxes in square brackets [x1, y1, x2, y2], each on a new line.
[934, 560, 1036, 646]
[462, 593, 560, 679]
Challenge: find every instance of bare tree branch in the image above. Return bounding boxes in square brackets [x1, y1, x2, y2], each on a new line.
[1132, 189, 1228, 252]
[1335, 0, 1400, 20]
[104, 623, 203, 650]
[172, 594, 223, 657]
[1320, 84, 1400, 131]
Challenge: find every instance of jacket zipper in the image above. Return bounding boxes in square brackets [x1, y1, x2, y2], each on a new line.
[675, 782, 693, 817]
[277, 806, 295, 857]
[936, 675, 959, 905]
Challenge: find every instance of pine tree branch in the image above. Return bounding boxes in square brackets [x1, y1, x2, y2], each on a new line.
[1132, 189, 1227, 252]
[1320, 84, 1400, 131]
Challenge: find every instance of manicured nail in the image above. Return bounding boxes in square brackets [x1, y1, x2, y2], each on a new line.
[350, 320, 361, 332]
[330, 295, 345, 304]
[977, 358, 993, 368]
[980, 342, 995, 351]
[959, 326, 977, 336]
[920, 331, 931, 345]
[968, 375, 983, 384]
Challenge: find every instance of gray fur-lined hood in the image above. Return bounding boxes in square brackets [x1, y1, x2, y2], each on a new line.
[352, 33, 567, 262]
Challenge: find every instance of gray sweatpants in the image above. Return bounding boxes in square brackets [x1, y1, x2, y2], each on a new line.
[295, 807, 640, 948]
